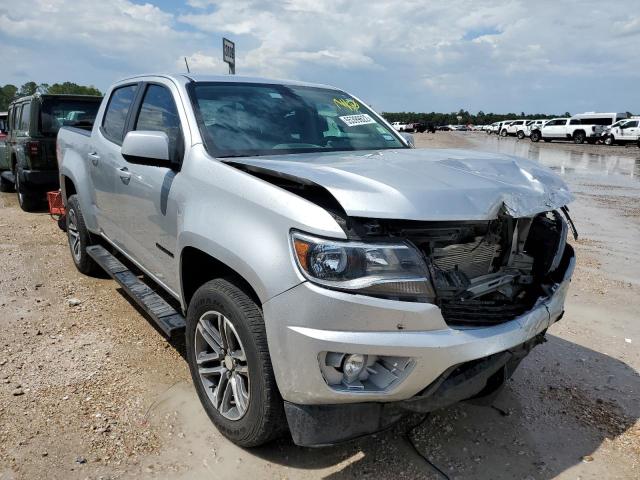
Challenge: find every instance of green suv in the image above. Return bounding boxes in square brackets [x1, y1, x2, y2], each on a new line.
[0, 94, 102, 211]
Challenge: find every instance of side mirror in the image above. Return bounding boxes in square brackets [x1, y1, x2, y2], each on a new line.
[121, 131, 170, 166]
[399, 132, 415, 147]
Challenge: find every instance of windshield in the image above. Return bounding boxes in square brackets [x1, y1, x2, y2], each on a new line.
[190, 82, 406, 157]
[40, 98, 101, 136]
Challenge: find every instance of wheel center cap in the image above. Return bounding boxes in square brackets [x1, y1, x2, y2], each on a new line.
[224, 355, 234, 370]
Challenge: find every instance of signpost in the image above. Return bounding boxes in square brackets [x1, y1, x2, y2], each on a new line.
[223, 38, 235, 75]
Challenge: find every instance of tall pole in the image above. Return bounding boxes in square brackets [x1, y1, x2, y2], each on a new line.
[184, 57, 191, 73]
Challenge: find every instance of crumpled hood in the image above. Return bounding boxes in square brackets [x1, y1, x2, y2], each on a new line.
[228, 148, 574, 220]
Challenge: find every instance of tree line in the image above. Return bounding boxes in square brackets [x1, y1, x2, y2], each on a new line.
[0, 82, 102, 111]
[381, 109, 572, 126]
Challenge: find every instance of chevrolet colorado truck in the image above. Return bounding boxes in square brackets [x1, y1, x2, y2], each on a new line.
[57, 74, 577, 448]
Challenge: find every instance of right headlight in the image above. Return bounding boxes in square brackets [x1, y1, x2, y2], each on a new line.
[290, 231, 435, 302]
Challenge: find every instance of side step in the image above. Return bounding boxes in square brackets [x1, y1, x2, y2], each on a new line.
[87, 245, 186, 338]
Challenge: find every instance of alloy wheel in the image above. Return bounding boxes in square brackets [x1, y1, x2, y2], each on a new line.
[67, 209, 82, 262]
[194, 310, 250, 421]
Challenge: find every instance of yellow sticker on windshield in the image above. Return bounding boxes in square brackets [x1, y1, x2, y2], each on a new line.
[333, 98, 360, 112]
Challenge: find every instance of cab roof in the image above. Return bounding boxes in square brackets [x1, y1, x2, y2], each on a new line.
[116, 73, 341, 91]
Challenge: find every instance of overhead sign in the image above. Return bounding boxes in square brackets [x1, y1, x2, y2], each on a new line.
[223, 37, 235, 74]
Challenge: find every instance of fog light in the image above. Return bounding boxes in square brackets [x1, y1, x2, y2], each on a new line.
[342, 354, 366, 383]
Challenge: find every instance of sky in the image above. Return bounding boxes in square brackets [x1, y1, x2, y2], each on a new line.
[0, 0, 639, 114]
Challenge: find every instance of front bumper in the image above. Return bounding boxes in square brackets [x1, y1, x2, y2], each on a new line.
[264, 245, 574, 406]
[284, 333, 545, 446]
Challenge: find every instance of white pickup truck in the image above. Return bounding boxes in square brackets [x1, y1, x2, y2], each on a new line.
[604, 118, 640, 145]
[531, 113, 626, 144]
[56, 73, 577, 448]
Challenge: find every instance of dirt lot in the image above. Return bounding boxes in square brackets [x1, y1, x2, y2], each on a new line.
[1, 132, 638, 479]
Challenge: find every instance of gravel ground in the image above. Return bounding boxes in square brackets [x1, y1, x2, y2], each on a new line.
[0, 132, 638, 479]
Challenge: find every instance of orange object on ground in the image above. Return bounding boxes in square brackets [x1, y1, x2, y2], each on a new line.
[47, 190, 65, 216]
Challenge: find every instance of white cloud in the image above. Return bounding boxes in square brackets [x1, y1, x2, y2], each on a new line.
[0, 0, 639, 113]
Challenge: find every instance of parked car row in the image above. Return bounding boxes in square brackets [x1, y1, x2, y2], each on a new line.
[3, 73, 578, 450]
[483, 112, 639, 146]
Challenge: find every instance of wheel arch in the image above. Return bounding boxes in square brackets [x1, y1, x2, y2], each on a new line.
[180, 245, 262, 312]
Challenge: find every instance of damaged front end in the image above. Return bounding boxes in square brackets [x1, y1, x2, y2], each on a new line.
[347, 207, 577, 327]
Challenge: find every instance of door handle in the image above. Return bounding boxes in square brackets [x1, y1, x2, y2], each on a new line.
[118, 166, 131, 185]
[88, 152, 100, 166]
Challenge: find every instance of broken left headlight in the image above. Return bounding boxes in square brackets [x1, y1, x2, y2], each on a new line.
[290, 231, 435, 302]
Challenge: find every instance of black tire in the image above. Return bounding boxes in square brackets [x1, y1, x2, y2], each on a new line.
[0, 174, 14, 192]
[573, 131, 586, 144]
[186, 278, 285, 447]
[15, 172, 41, 212]
[604, 135, 615, 146]
[66, 195, 99, 275]
[530, 131, 541, 142]
[517, 131, 525, 139]
[500, 129, 507, 137]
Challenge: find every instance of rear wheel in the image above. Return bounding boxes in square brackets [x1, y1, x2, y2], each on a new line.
[15, 172, 41, 212]
[186, 278, 285, 447]
[0, 174, 14, 193]
[66, 195, 99, 275]
[573, 131, 586, 144]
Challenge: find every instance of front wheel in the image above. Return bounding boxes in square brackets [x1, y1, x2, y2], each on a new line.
[186, 278, 285, 447]
[604, 135, 615, 146]
[517, 131, 525, 139]
[500, 129, 507, 137]
[530, 131, 541, 142]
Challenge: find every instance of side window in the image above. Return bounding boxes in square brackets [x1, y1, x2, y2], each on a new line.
[13, 105, 22, 130]
[5, 107, 12, 132]
[19, 103, 31, 131]
[102, 85, 138, 144]
[569, 119, 580, 125]
[134, 84, 183, 162]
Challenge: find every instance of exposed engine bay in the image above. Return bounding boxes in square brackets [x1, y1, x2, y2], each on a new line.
[228, 162, 577, 326]
[349, 209, 576, 326]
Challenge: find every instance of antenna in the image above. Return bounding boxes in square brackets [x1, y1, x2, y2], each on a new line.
[184, 57, 191, 73]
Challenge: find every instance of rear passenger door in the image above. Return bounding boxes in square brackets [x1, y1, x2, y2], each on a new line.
[92, 83, 140, 248]
[113, 81, 185, 292]
[621, 120, 639, 141]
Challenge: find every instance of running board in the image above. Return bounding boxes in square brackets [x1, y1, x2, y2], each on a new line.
[86, 245, 186, 338]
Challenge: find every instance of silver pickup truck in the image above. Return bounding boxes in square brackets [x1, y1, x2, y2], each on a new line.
[57, 73, 576, 448]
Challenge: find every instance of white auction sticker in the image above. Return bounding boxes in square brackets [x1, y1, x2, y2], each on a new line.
[339, 114, 376, 127]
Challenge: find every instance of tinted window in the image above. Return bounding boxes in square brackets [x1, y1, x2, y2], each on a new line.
[40, 98, 101, 136]
[20, 104, 31, 131]
[102, 85, 137, 143]
[12, 106, 20, 130]
[578, 117, 615, 126]
[569, 119, 580, 125]
[134, 84, 182, 161]
[624, 120, 638, 128]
